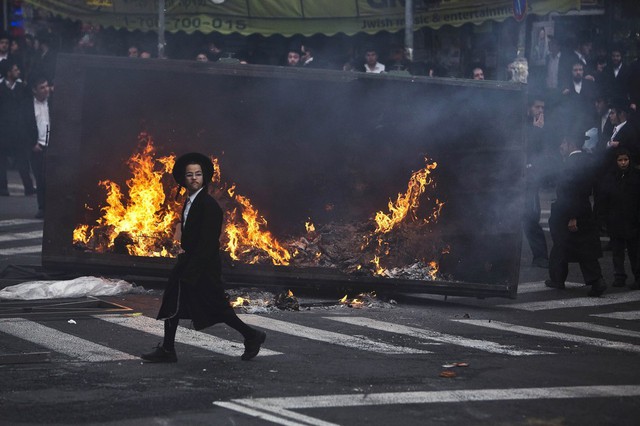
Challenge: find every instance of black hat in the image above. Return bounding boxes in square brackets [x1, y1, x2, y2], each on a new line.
[172, 152, 214, 187]
[609, 98, 630, 114]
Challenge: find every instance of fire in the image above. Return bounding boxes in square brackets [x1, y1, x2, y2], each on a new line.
[305, 219, 315, 233]
[72, 133, 448, 282]
[224, 194, 291, 265]
[374, 160, 438, 234]
[230, 296, 249, 307]
[427, 260, 439, 280]
[371, 255, 386, 276]
[339, 292, 374, 307]
[73, 134, 181, 256]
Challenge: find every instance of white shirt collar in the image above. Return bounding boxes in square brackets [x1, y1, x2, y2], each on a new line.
[188, 187, 204, 203]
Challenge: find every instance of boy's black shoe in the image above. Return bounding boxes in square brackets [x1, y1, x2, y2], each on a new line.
[587, 279, 607, 297]
[141, 345, 177, 363]
[241, 330, 266, 361]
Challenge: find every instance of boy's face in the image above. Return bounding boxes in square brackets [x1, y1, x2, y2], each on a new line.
[185, 164, 204, 194]
[617, 154, 630, 171]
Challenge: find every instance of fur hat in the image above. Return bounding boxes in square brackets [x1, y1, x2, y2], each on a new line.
[172, 152, 214, 187]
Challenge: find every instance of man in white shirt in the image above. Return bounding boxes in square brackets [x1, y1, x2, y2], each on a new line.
[363, 47, 385, 74]
[20, 76, 50, 218]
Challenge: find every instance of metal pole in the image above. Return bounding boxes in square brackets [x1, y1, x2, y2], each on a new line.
[404, 0, 414, 61]
[158, 0, 166, 58]
[3, 0, 8, 32]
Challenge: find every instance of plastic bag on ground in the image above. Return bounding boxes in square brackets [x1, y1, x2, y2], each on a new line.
[0, 276, 135, 300]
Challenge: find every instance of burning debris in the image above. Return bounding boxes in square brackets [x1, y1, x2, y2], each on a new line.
[227, 289, 395, 312]
[73, 135, 449, 282]
[338, 292, 394, 308]
[228, 289, 299, 313]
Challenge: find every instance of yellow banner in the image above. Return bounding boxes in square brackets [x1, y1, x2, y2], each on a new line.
[24, 0, 581, 35]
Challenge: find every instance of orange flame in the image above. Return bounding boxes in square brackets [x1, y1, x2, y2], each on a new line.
[230, 296, 249, 308]
[224, 194, 291, 265]
[305, 219, 315, 233]
[73, 134, 180, 256]
[428, 260, 439, 280]
[374, 160, 438, 234]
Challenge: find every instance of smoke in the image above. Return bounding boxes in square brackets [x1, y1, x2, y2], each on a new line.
[71, 58, 525, 283]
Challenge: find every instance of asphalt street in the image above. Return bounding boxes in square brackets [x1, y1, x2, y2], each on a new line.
[1, 170, 640, 425]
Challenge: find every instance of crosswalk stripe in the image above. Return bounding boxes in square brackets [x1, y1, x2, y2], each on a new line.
[497, 290, 640, 311]
[327, 316, 552, 356]
[0, 219, 42, 227]
[215, 401, 339, 426]
[592, 311, 640, 320]
[515, 281, 585, 294]
[0, 245, 42, 255]
[548, 321, 640, 339]
[225, 385, 640, 411]
[238, 315, 431, 355]
[95, 314, 282, 357]
[454, 319, 640, 354]
[0, 231, 43, 242]
[0, 318, 136, 362]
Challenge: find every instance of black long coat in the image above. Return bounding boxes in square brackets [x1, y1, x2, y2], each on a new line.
[157, 188, 234, 330]
[597, 166, 640, 239]
[0, 81, 27, 153]
[549, 150, 602, 261]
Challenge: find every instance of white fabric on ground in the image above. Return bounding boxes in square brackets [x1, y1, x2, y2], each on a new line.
[0, 276, 135, 300]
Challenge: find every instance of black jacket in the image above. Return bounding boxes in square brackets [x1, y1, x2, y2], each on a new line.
[597, 166, 640, 238]
[157, 188, 234, 330]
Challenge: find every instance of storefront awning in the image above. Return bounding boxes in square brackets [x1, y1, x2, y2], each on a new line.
[24, 0, 581, 36]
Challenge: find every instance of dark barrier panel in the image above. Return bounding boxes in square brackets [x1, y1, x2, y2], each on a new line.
[43, 54, 526, 298]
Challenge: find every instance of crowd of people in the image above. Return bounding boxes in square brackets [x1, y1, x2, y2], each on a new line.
[2, 26, 640, 296]
[522, 34, 640, 297]
[0, 30, 52, 219]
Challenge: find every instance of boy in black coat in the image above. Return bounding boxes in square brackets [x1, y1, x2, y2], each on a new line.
[141, 153, 266, 362]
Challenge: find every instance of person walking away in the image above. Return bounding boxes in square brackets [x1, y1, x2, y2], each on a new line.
[546, 132, 607, 296]
[141, 153, 266, 362]
[524, 95, 550, 268]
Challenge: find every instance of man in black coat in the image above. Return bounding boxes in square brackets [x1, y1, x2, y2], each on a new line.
[0, 59, 34, 196]
[141, 153, 266, 363]
[524, 96, 550, 268]
[18, 75, 50, 217]
[546, 133, 607, 296]
[596, 148, 640, 289]
[605, 101, 639, 167]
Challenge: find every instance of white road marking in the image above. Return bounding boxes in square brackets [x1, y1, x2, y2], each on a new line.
[548, 322, 640, 339]
[497, 290, 640, 311]
[95, 314, 281, 357]
[216, 401, 340, 426]
[0, 219, 42, 227]
[593, 311, 640, 320]
[0, 318, 136, 362]
[215, 385, 640, 426]
[238, 315, 431, 355]
[454, 319, 640, 354]
[0, 231, 43, 242]
[515, 281, 585, 294]
[0, 245, 42, 255]
[327, 316, 552, 356]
